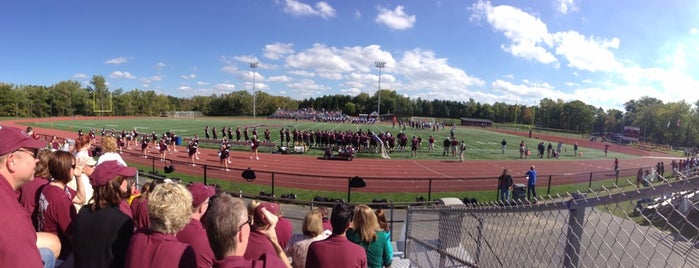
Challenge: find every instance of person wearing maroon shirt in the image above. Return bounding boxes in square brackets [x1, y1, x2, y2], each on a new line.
[244, 202, 287, 263]
[0, 126, 49, 268]
[125, 182, 197, 268]
[20, 149, 52, 229]
[203, 193, 289, 268]
[306, 203, 367, 268]
[73, 160, 136, 268]
[38, 150, 87, 263]
[272, 203, 293, 251]
[177, 183, 216, 268]
[131, 181, 156, 228]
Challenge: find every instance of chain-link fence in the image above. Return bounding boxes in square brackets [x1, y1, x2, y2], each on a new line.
[404, 170, 699, 268]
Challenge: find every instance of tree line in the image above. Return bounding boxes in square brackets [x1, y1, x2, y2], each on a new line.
[1, 75, 697, 147]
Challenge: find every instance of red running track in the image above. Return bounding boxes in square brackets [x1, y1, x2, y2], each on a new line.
[6, 117, 679, 193]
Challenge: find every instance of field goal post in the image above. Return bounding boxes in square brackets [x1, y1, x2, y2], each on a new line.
[160, 111, 204, 118]
[93, 92, 113, 114]
[410, 116, 436, 128]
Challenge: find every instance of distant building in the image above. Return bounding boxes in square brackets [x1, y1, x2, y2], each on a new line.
[460, 117, 493, 127]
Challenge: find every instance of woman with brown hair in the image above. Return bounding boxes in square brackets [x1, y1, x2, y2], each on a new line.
[38, 150, 87, 264]
[347, 204, 392, 268]
[19, 149, 52, 229]
[72, 160, 136, 267]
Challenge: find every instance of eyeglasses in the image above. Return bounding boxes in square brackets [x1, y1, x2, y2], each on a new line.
[237, 216, 252, 231]
[13, 148, 38, 159]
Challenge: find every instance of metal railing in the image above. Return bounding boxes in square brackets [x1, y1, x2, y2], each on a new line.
[404, 171, 699, 267]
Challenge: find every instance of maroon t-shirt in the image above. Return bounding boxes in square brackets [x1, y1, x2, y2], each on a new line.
[125, 228, 197, 268]
[119, 199, 133, 219]
[38, 183, 77, 260]
[213, 254, 286, 268]
[19, 176, 49, 228]
[0, 175, 44, 268]
[176, 218, 215, 268]
[306, 235, 367, 268]
[275, 217, 293, 250]
[133, 199, 150, 229]
[244, 229, 281, 262]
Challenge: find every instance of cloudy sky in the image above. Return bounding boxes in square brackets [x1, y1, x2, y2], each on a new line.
[2, 0, 698, 110]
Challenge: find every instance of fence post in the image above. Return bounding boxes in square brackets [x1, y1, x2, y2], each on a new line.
[203, 165, 208, 185]
[151, 156, 155, 172]
[546, 175, 552, 195]
[588, 172, 593, 189]
[563, 193, 585, 268]
[271, 172, 275, 198]
[428, 179, 432, 201]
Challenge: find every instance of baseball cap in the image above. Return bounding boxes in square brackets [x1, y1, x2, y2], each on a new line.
[0, 126, 46, 156]
[187, 182, 215, 208]
[253, 202, 279, 226]
[89, 160, 137, 187]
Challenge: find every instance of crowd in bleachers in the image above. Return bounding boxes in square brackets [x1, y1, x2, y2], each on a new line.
[269, 108, 347, 122]
[2, 125, 395, 268]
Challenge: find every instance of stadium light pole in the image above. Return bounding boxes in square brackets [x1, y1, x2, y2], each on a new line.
[375, 61, 385, 122]
[250, 62, 259, 118]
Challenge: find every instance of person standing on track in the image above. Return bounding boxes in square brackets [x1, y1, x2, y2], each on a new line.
[497, 168, 513, 203]
[250, 135, 260, 160]
[526, 165, 537, 201]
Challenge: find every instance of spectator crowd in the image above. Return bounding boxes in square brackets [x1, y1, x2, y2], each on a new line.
[1, 125, 395, 268]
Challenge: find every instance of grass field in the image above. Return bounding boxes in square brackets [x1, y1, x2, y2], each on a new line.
[23, 116, 633, 161]
[17, 116, 660, 204]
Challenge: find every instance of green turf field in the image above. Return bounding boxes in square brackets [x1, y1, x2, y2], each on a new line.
[23, 116, 632, 161]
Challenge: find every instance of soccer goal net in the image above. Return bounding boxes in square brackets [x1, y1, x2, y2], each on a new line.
[160, 111, 204, 118]
[410, 116, 436, 128]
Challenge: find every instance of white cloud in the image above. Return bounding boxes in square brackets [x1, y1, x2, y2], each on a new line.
[288, 70, 316, 77]
[691, 28, 699, 35]
[214, 83, 236, 91]
[471, 1, 557, 65]
[264, 43, 295, 60]
[109, 71, 135, 79]
[375, 5, 416, 30]
[155, 62, 166, 69]
[181, 74, 197, 80]
[286, 78, 330, 98]
[354, 10, 362, 19]
[197, 81, 209, 86]
[268, 75, 293, 82]
[73, 73, 88, 79]
[553, 31, 622, 72]
[105, 57, 129, 65]
[280, 0, 336, 19]
[556, 0, 576, 15]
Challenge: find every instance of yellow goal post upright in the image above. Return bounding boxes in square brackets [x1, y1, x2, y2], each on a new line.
[93, 92, 113, 116]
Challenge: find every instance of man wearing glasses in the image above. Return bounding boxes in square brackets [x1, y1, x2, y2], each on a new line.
[204, 194, 290, 268]
[0, 126, 51, 267]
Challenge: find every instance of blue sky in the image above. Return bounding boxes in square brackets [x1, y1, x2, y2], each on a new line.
[2, 0, 698, 111]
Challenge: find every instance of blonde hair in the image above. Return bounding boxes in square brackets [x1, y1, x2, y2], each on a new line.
[352, 205, 379, 244]
[302, 209, 325, 237]
[101, 136, 118, 153]
[148, 183, 192, 234]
